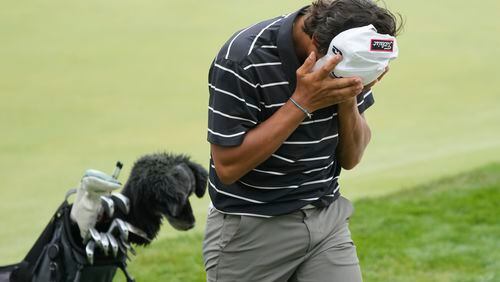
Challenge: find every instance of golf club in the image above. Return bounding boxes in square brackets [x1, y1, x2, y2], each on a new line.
[111, 193, 130, 215]
[121, 239, 136, 256]
[86, 227, 101, 244]
[108, 218, 129, 241]
[100, 196, 115, 219]
[123, 221, 150, 242]
[99, 232, 110, 256]
[106, 233, 119, 258]
[85, 241, 95, 265]
[115, 237, 133, 259]
[111, 161, 123, 179]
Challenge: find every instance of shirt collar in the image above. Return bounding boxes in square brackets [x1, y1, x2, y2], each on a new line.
[277, 6, 309, 92]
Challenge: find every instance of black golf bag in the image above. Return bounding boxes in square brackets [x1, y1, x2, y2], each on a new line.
[0, 194, 134, 282]
[0, 154, 208, 282]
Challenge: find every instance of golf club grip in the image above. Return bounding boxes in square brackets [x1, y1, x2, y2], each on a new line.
[112, 162, 123, 179]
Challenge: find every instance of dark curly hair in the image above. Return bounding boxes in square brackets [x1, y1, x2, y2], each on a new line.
[303, 0, 404, 55]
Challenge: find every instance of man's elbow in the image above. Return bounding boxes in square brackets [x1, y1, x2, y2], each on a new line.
[339, 156, 362, 170]
[339, 132, 371, 170]
[211, 144, 241, 185]
[214, 165, 239, 185]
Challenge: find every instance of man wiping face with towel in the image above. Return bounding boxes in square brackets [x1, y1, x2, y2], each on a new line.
[203, 1, 402, 281]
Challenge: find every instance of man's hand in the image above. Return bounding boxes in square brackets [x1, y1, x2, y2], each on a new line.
[292, 52, 364, 113]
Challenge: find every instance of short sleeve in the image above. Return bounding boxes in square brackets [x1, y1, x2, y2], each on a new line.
[356, 88, 375, 114]
[207, 59, 261, 146]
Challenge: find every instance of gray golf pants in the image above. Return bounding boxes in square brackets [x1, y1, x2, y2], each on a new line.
[202, 196, 362, 282]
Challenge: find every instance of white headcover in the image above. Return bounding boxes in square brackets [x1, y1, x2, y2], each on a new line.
[312, 24, 399, 86]
[70, 170, 121, 239]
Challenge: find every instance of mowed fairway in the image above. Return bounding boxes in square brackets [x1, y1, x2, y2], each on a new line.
[1, 0, 499, 270]
[112, 164, 500, 282]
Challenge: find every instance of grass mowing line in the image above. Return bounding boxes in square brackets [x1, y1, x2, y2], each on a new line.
[354, 140, 500, 176]
[113, 163, 500, 282]
[341, 146, 500, 200]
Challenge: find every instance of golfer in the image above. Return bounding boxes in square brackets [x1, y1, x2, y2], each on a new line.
[203, 0, 401, 281]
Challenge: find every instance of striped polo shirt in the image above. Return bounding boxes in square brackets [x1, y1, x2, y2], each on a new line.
[207, 7, 374, 217]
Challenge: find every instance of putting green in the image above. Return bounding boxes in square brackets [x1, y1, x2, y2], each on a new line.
[1, 0, 499, 265]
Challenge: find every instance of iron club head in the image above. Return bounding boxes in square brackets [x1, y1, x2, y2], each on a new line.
[86, 227, 101, 243]
[99, 232, 110, 256]
[85, 241, 95, 265]
[115, 236, 127, 256]
[123, 221, 151, 243]
[116, 236, 136, 257]
[106, 233, 119, 258]
[108, 218, 129, 241]
[100, 196, 115, 218]
[111, 193, 130, 215]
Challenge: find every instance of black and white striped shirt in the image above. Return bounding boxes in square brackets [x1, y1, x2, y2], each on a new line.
[207, 8, 375, 217]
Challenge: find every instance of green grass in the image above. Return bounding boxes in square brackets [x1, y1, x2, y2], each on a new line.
[352, 163, 500, 282]
[1, 0, 500, 267]
[113, 163, 500, 282]
[115, 233, 206, 282]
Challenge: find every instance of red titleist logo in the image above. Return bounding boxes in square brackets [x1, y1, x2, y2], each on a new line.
[370, 39, 394, 52]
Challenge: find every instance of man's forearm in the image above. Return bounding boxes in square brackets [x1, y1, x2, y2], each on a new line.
[336, 97, 371, 170]
[211, 98, 306, 185]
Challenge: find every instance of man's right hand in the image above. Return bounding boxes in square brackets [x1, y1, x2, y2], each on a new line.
[292, 52, 364, 113]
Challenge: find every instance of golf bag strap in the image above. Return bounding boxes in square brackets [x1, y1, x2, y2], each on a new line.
[24, 202, 66, 264]
[73, 264, 83, 282]
[120, 263, 135, 282]
[11, 202, 67, 281]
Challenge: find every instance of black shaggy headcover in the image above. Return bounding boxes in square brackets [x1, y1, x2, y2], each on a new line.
[120, 152, 208, 245]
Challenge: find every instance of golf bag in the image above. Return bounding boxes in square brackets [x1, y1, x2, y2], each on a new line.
[0, 154, 208, 282]
[1, 192, 134, 282]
